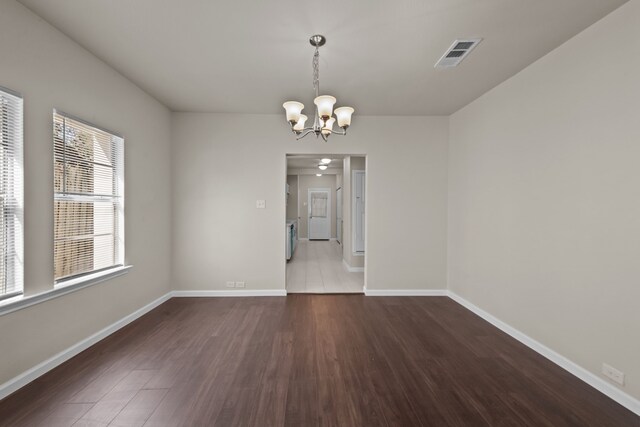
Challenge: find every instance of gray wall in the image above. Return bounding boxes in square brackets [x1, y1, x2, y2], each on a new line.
[171, 114, 449, 292]
[0, 0, 172, 385]
[448, 0, 640, 400]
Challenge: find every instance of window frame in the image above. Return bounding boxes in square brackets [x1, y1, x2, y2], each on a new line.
[53, 109, 125, 287]
[0, 86, 24, 303]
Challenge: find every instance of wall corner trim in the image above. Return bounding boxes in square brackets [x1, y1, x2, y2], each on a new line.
[0, 291, 173, 401]
[447, 291, 640, 416]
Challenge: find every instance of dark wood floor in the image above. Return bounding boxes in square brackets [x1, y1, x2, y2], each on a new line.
[0, 296, 637, 426]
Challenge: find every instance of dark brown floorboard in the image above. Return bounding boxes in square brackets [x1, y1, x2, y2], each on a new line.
[0, 296, 637, 426]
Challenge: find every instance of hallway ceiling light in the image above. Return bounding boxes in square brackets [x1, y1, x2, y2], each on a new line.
[320, 158, 331, 164]
[318, 164, 328, 170]
[316, 174, 322, 176]
[282, 35, 355, 142]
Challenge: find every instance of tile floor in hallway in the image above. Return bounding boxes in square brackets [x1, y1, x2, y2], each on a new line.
[286, 240, 364, 293]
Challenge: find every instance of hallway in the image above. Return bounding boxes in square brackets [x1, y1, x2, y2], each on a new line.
[286, 240, 364, 293]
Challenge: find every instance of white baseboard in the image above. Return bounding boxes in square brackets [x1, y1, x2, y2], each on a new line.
[3, 288, 637, 416]
[0, 291, 172, 401]
[172, 289, 287, 297]
[447, 291, 640, 416]
[364, 289, 448, 296]
[0, 289, 287, 401]
[342, 259, 364, 273]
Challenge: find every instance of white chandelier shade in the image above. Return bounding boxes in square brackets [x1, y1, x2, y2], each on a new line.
[334, 106, 354, 128]
[321, 117, 335, 136]
[293, 114, 308, 132]
[283, 101, 304, 124]
[283, 35, 354, 141]
[314, 95, 336, 121]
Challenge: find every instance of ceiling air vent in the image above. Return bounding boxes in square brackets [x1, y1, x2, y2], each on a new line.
[435, 39, 482, 68]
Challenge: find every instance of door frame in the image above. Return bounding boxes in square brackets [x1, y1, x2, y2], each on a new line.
[308, 187, 331, 240]
[352, 170, 365, 254]
[284, 154, 368, 295]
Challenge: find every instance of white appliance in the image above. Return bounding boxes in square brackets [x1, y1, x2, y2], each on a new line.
[286, 220, 297, 260]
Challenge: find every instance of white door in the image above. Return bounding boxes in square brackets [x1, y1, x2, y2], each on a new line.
[308, 188, 331, 240]
[353, 171, 365, 252]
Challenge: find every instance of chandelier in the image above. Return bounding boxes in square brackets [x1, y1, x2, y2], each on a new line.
[283, 35, 355, 141]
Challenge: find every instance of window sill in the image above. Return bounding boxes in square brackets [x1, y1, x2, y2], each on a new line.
[0, 266, 132, 316]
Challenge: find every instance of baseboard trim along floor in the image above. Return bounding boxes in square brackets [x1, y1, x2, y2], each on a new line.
[447, 291, 640, 416]
[342, 259, 365, 273]
[363, 289, 448, 296]
[172, 290, 288, 297]
[0, 292, 173, 401]
[1, 290, 638, 416]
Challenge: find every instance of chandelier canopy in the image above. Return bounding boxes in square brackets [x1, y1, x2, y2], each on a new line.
[283, 35, 355, 141]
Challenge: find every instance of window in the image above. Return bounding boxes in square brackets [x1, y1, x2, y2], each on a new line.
[0, 87, 23, 302]
[53, 111, 124, 283]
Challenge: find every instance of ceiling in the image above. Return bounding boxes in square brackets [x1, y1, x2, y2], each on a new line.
[19, 0, 627, 115]
[287, 155, 344, 171]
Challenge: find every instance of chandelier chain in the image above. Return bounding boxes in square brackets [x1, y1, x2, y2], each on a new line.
[312, 47, 320, 94]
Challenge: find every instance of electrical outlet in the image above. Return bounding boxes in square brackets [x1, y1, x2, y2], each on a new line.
[235, 281, 246, 288]
[256, 200, 266, 209]
[226, 281, 235, 288]
[602, 363, 625, 386]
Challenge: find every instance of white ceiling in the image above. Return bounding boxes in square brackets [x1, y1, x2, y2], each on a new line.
[19, 0, 627, 115]
[287, 155, 344, 170]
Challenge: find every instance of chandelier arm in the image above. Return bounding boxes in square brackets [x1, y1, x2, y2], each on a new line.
[296, 129, 315, 140]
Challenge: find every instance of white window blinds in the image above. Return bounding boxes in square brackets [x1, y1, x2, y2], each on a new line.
[53, 111, 124, 282]
[0, 87, 24, 302]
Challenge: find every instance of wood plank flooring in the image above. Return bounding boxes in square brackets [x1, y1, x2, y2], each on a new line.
[0, 296, 637, 426]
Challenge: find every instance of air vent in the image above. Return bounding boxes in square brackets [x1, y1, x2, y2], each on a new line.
[435, 39, 482, 68]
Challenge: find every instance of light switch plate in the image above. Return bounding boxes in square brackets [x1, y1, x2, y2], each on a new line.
[226, 281, 235, 288]
[256, 200, 266, 209]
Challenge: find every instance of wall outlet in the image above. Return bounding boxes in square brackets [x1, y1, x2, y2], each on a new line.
[226, 281, 236, 288]
[602, 363, 625, 386]
[235, 281, 246, 288]
[256, 200, 266, 209]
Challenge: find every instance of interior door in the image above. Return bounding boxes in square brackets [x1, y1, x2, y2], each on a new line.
[308, 188, 331, 240]
[353, 171, 365, 252]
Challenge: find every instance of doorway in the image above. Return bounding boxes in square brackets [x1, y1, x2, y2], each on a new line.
[285, 154, 366, 294]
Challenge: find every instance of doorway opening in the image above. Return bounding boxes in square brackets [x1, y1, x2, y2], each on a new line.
[285, 154, 366, 294]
